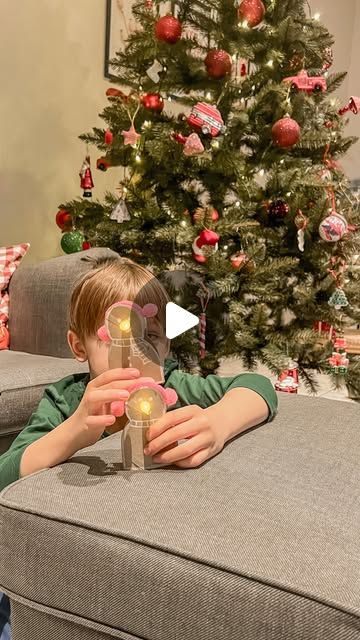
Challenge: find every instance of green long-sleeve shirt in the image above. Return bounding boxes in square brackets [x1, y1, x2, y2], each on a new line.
[0, 359, 277, 491]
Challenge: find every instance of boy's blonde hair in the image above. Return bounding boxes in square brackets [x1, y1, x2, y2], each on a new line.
[69, 257, 169, 340]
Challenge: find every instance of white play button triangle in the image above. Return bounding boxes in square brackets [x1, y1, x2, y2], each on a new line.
[166, 302, 199, 340]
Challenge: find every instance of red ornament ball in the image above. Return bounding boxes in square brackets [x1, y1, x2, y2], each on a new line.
[155, 16, 182, 44]
[141, 92, 164, 112]
[268, 200, 290, 221]
[272, 117, 301, 148]
[238, 0, 265, 27]
[205, 49, 232, 79]
[198, 229, 220, 248]
[56, 209, 72, 230]
[82, 241, 92, 250]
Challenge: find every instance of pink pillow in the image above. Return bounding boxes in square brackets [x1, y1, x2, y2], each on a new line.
[0, 243, 30, 348]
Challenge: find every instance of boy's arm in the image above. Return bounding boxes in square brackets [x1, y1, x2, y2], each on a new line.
[166, 370, 278, 421]
[145, 371, 278, 468]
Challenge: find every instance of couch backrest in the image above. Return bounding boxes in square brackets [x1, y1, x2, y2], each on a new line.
[8, 248, 119, 358]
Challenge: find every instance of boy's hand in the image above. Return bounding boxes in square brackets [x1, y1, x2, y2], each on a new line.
[75, 368, 153, 447]
[144, 405, 225, 469]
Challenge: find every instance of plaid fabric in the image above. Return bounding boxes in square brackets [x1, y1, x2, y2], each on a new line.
[0, 243, 30, 326]
[0, 593, 10, 640]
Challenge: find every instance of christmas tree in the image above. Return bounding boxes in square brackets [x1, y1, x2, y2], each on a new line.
[59, 0, 360, 395]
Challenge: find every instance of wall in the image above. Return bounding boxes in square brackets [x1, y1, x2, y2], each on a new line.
[0, 0, 114, 264]
[312, 0, 360, 177]
[1, 1, 359, 265]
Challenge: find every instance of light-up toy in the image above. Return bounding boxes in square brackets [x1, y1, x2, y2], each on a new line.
[97, 300, 164, 383]
[111, 381, 178, 469]
[98, 300, 178, 469]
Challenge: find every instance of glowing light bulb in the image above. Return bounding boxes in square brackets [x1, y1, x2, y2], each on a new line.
[314, 12, 320, 20]
[280, 159, 285, 164]
[259, 169, 265, 176]
[267, 60, 274, 67]
[232, 54, 237, 61]
[212, 140, 220, 149]
[235, 201, 241, 208]
[242, 20, 249, 29]
[140, 399, 152, 415]
[223, 245, 229, 251]
[181, 220, 187, 227]
[135, 154, 141, 163]
[206, 91, 212, 100]
[167, 96, 172, 102]
[119, 318, 131, 332]
[123, 186, 128, 193]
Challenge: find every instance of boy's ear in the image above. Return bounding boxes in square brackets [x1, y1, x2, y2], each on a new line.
[67, 330, 88, 363]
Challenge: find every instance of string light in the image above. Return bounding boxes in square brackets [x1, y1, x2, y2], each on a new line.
[235, 201, 241, 208]
[314, 12, 321, 20]
[206, 91, 212, 100]
[212, 140, 220, 149]
[143, 120, 151, 128]
[135, 154, 141, 163]
[223, 245, 229, 251]
[232, 54, 237, 61]
[280, 159, 285, 165]
[180, 220, 187, 227]
[167, 96, 172, 102]
[266, 60, 274, 68]
[259, 169, 265, 176]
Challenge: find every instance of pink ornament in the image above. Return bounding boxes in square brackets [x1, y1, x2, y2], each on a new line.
[319, 212, 348, 242]
[183, 133, 205, 156]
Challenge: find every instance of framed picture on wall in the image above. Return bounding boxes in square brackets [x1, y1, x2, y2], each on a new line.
[104, 0, 135, 80]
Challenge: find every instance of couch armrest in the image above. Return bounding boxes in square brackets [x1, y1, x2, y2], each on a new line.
[8, 248, 119, 358]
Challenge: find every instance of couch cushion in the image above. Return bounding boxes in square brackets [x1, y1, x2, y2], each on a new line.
[8, 247, 119, 358]
[0, 350, 88, 436]
[0, 395, 360, 640]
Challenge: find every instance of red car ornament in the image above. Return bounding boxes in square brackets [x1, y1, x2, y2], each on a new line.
[187, 102, 226, 137]
[283, 69, 327, 94]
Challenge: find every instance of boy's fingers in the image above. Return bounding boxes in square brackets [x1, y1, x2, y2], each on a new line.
[90, 368, 140, 388]
[87, 389, 129, 410]
[145, 420, 200, 456]
[146, 406, 199, 442]
[100, 377, 154, 391]
[174, 449, 210, 469]
[86, 415, 116, 428]
[152, 434, 209, 465]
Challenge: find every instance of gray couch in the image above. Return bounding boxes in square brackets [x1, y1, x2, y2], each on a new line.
[0, 247, 118, 454]
[0, 394, 359, 639]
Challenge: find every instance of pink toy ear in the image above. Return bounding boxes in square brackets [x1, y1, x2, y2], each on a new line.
[111, 401, 125, 418]
[142, 303, 158, 318]
[97, 324, 111, 343]
[164, 388, 178, 406]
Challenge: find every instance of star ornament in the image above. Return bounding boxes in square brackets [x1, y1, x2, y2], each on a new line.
[122, 125, 141, 146]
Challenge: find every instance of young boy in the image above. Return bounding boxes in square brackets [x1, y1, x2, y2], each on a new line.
[0, 257, 277, 638]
